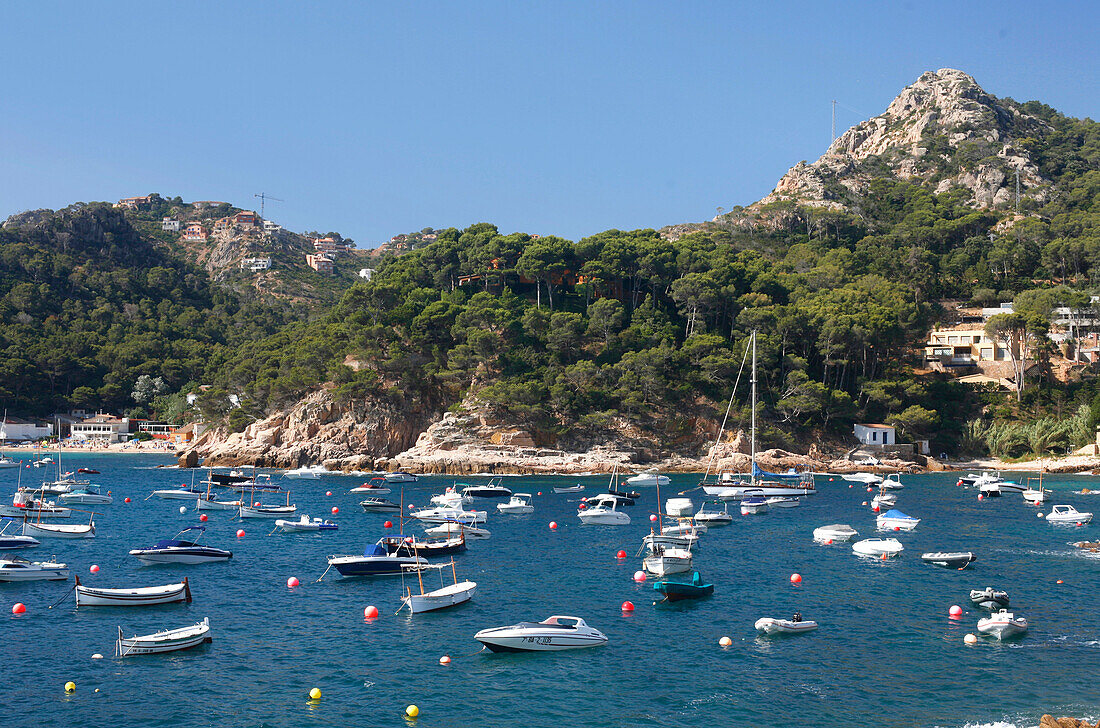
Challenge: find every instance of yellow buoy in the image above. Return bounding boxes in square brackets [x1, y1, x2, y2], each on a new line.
[64, 682, 76, 693]
[719, 636, 732, 647]
[309, 687, 322, 701]
[406, 704, 420, 718]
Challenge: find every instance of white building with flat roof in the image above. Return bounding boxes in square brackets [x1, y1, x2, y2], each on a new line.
[240, 257, 273, 271]
[854, 423, 896, 446]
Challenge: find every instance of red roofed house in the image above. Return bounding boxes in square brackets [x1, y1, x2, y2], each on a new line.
[116, 195, 153, 209]
[234, 211, 257, 228]
[182, 222, 208, 242]
[306, 253, 333, 273]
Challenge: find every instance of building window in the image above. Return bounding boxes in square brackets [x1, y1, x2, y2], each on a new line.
[872, 431, 877, 442]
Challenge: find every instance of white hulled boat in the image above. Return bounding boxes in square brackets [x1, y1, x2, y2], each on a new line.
[813, 524, 858, 542]
[694, 500, 732, 525]
[626, 471, 669, 486]
[976, 610, 1028, 640]
[755, 617, 818, 635]
[0, 555, 68, 580]
[643, 545, 693, 576]
[75, 576, 192, 606]
[400, 559, 476, 614]
[22, 519, 95, 539]
[852, 538, 903, 558]
[474, 615, 607, 652]
[1045, 504, 1093, 524]
[577, 495, 630, 525]
[116, 617, 212, 656]
[877, 509, 920, 531]
[411, 505, 487, 524]
[496, 493, 534, 514]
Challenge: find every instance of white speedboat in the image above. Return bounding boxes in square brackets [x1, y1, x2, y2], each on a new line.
[1045, 504, 1093, 524]
[967, 471, 1024, 493]
[497, 493, 534, 514]
[412, 505, 487, 524]
[665, 497, 694, 516]
[431, 487, 473, 507]
[424, 523, 491, 540]
[359, 497, 402, 513]
[839, 472, 883, 485]
[75, 576, 192, 606]
[871, 492, 897, 509]
[0, 490, 72, 518]
[643, 545, 693, 576]
[150, 487, 204, 500]
[877, 509, 920, 531]
[813, 524, 858, 542]
[384, 471, 419, 484]
[0, 455, 19, 469]
[462, 479, 513, 498]
[852, 538, 903, 558]
[626, 471, 669, 486]
[22, 519, 95, 539]
[661, 519, 707, 537]
[0, 518, 39, 549]
[285, 465, 323, 479]
[879, 474, 905, 490]
[275, 515, 338, 532]
[694, 501, 732, 525]
[577, 496, 630, 525]
[0, 556, 68, 581]
[765, 496, 800, 508]
[350, 479, 391, 495]
[740, 491, 768, 515]
[58, 485, 112, 505]
[116, 617, 212, 656]
[755, 617, 818, 635]
[977, 610, 1028, 640]
[979, 480, 1002, 497]
[474, 615, 607, 652]
[129, 527, 233, 565]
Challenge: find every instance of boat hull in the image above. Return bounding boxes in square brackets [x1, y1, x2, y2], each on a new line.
[921, 552, 976, 569]
[813, 525, 858, 542]
[852, 538, 903, 557]
[130, 548, 232, 565]
[76, 579, 191, 606]
[328, 555, 426, 577]
[238, 505, 297, 519]
[475, 628, 607, 652]
[22, 521, 95, 539]
[653, 581, 713, 601]
[577, 510, 630, 525]
[643, 552, 693, 576]
[404, 581, 477, 613]
[0, 563, 69, 581]
[117, 618, 211, 656]
[755, 618, 818, 635]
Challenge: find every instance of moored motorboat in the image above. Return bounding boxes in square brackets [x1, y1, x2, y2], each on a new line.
[643, 545, 693, 576]
[665, 497, 694, 517]
[920, 551, 976, 569]
[150, 486, 204, 500]
[496, 493, 534, 514]
[0, 490, 72, 518]
[237, 502, 298, 519]
[626, 471, 669, 486]
[0, 518, 40, 549]
[58, 485, 112, 505]
[383, 471, 419, 484]
[393, 532, 467, 557]
[640, 531, 697, 553]
[285, 465, 325, 479]
[839, 472, 883, 485]
[0, 556, 68, 581]
[577, 495, 630, 525]
[765, 496, 800, 508]
[813, 524, 858, 542]
[979, 480, 1002, 497]
[1045, 504, 1093, 524]
[871, 492, 897, 509]
[976, 610, 1028, 640]
[969, 587, 1010, 610]
[693, 500, 732, 525]
[196, 492, 243, 511]
[411, 505, 487, 524]
[877, 509, 920, 531]
[740, 490, 768, 515]
[350, 478, 392, 495]
[852, 538, 903, 558]
[116, 617, 212, 656]
[431, 486, 473, 507]
[75, 576, 192, 606]
[552, 484, 585, 494]
[275, 515, 338, 532]
[327, 536, 427, 577]
[474, 615, 607, 652]
[879, 473, 905, 490]
[360, 497, 402, 513]
[129, 527, 233, 565]
[652, 571, 714, 602]
[462, 479, 513, 498]
[424, 522, 491, 540]
[755, 616, 819, 635]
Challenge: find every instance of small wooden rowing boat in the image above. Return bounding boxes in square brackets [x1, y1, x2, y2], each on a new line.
[76, 576, 192, 606]
[23, 519, 95, 539]
[116, 617, 211, 656]
[400, 558, 476, 614]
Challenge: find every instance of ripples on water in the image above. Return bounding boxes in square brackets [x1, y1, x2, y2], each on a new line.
[4, 457, 1100, 727]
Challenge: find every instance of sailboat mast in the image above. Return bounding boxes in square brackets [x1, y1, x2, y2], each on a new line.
[750, 331, 757, 486]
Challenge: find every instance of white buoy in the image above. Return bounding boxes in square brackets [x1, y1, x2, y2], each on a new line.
[179, 505, 187, 514]
[964, 633, 978, 644]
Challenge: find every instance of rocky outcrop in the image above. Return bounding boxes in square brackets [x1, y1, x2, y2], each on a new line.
[1040, 716, 1100, 728]
[752, 69, 1050, 214]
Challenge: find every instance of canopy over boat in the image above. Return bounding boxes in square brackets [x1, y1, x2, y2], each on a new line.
[752, 463, 805, 480]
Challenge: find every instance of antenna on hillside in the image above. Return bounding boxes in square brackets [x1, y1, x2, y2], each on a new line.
[254, 193, 284, 220]
[831, 100, 837, 143]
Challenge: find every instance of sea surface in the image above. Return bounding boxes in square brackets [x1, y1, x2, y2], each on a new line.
[4, 455, 1100, 728]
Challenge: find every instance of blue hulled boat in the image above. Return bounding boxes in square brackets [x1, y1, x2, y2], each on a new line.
[328, 536, 427, 577]
[653, 571, 714, 602]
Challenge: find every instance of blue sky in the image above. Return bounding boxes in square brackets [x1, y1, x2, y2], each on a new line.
[1, 1, 1097, 246]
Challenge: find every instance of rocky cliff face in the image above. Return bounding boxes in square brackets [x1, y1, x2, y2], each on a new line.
[755, 69, 1050, 212]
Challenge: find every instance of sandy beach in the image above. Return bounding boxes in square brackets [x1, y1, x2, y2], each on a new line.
[3, 440, 179, 455]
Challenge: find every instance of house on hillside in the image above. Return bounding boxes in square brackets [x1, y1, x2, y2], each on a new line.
[234, 211, 257, 228]
[263, 220, 281, 233]
[854, 423, 896, 446]
[240, 257, 273, 272]
[213, 217, 233, 235]
[924, 327, 1017, 369]
[313, 237, 351, 256]
[116, 196, 153, 210]
[162, 218, 180, 232]
[358, 268, 375, 281]
[306, 253, 333, 273]
[181, 222, 208, 242]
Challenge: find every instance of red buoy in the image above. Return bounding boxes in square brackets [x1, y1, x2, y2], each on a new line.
[384, 520, 393, 528]
[621, 601, 634, 612]
[236, 529, 245, 538]
[12, 602, 26, 615]
[331, 507, 339, 515]
[124, 497, 132, 503]
[824, 539, 833, 545]
[616, 550, 627, 559]
[364, 605, 379, 619]
[578, 503, 587, 510]
[199, 513, 208, 522]
[254, 501, 261, 507]
[89, 564, 99, 573]
[893, 526, 900, 532]
[949, 605, 963, 618]
[872, 505, 880, 513]
[649, 514, 658, 522]
[632, 571, 646, 582]
[287, 577, 300, 588]
[790, 573, 802, 584]
[549, 521, 558, 530]
[977, 494, 984, 501]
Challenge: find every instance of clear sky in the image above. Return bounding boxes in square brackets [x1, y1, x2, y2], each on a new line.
[1, 1, 1097, 246]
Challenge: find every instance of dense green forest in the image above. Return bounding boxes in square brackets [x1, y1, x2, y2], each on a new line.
[2, 97, 1099, 458]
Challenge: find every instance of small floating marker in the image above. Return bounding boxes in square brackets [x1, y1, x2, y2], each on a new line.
[633, 570, 646, 582]
[829, 477, 834, 481]
[719, 636, 732, 647]
[287, 577, 300, 588]
[866, 487, 873, 493]
[964, 633, 978, 644]
[331, 507, 339, 515]
[1077, 522, 1083, 526]
[309, 687, 322, 701]
[649, 514, 658, 522]
[893, 526, 900, 531]
[179, 506, 187, 514]
[405, 705, 420, 718]
[578, 503, 587, 510]
[957, 479, 963, 486]
[384, 520, 393, 528]
[977, 494, 983, 501]
[439, 655, 451, 665]
[254, 501, 261, 507]
[94, 688, 100, 693]
[790, 573, 802, 584]
[64, 682, 76, 693]
[861, 501, 868, 506]
[621, 600, 635, 611]
[549, 521, 558, 530]
[236, 529, 245, 538]
[872, 506, 880, 513]
[881, 553, 888, 561]
[824, 539, 833, 545]
[91, 653, 103, 659]
[364, 605, 379, 619]
[12, 602, 26, 614]
[325, 491, 332, 496]
[616, 550, 627, 559]
[90, 564, 99, 573]
[1057, 579, 1064, 584]
[408, 504, 415, 510]
[949, 605, 963, 618]
[1037, 512, 1044, 518]
[848, 484, 853, 488]
[199, 514, 208, 522]
[124, 497, 131, 503]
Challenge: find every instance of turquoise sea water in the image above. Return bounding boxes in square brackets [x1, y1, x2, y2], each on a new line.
[4, 455, 1100, 728]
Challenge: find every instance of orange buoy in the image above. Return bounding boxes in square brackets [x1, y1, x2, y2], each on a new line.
[439, 655, 451, 665]
[621, 601, 634, 612]
[1057, 579, 1064, 584]
[824, 539, 833, 545]
[881, 553, 888, 561]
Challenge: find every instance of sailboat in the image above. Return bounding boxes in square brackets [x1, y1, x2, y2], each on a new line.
[700, 332, 815, 498]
